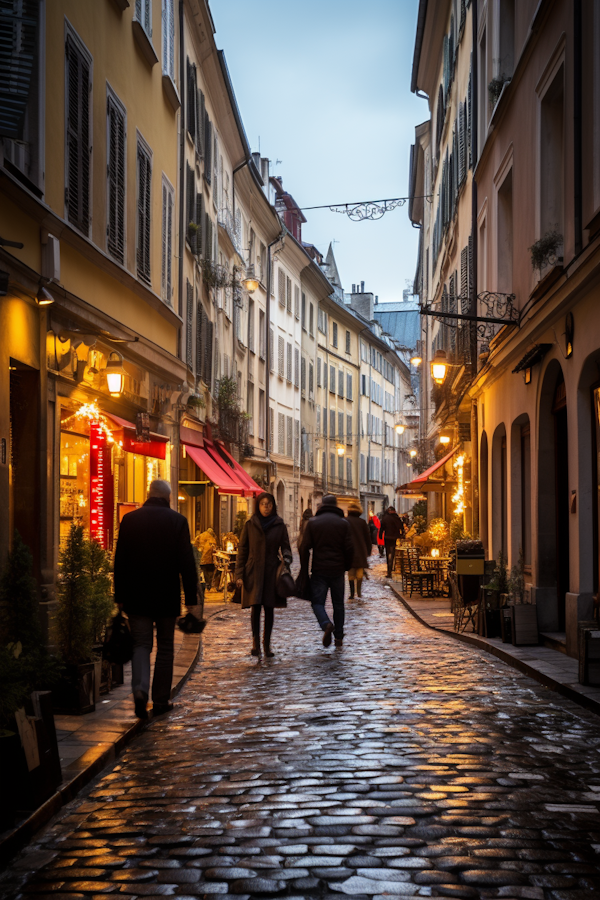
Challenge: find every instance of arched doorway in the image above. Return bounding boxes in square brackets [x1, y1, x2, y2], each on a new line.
[510, 413, 531, 571]
[537, 359, 569, 632]
[491, 423, 507, 561]
[480, 430, 489, 554]
[276, 480, 285, 521]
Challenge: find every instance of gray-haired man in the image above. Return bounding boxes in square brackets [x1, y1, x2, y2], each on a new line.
[114, 480, 198, 718]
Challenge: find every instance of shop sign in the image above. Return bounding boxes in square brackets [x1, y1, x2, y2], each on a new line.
[90, 422, 114, 549]
[121, 433, 167, 460]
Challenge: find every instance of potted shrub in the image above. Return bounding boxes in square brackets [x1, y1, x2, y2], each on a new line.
[54, 525, 95, 714]
[481, 551, 508, 638]
[85, 539, 114, 700]
[529, 231, 563, 273]
[508, 548, 538, 645]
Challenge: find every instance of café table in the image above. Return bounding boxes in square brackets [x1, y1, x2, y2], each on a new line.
[418, 555, 451, 596]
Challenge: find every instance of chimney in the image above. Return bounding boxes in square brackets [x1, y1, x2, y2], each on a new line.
[349, 286, 375, 321]
[261, 157, 270, 186]
[352, 283, 356, 293]
[361, 281, 365, 293]
[375, 295, 378, 304]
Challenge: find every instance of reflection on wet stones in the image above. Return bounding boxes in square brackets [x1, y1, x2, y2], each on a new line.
[2, 557, 600, 898]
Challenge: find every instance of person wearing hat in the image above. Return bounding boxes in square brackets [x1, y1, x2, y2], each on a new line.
[299, 493, 354, 647]
[346, 499, 372, 598]
[235, 492, 292, 657]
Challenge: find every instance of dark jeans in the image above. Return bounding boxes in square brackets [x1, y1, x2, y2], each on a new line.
[128, 615, 176, 704]
[385, 539, 397, 576]
[378, 544, 385, 557]
[310, 573, 345, 639]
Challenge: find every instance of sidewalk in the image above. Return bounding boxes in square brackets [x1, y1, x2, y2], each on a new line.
[0, 595, 229, 865]
[390, 577, 600, 717]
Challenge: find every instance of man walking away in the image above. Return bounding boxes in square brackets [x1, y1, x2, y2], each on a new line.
[379, 506, 405, 578]
[299, 494, 354, 648]
[346, 500, 372, 598]
[114, 479, 198, 719]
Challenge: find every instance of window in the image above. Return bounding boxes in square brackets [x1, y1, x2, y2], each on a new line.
[498, 0, 515, 78]
[107, 88, 126, 264]
[269, 406, 274, 450]
[286, 342, 292, 383]
[269, 327, 274, 372]
[318, 308, 328, 334]
[330, 453, 335, 481]
[286, 416, 293, 457]
[317, 357, 322, 387]
[360, 453, 365, 484]
[286, 276, 292, 314]
[332, 322, 338, 348]
[185, 280, 193, 368]
[346, 330, 351, 354]
[360, 340, 368, 362]
[497, 169, 513, 294]
[161, 176, 174, 304]
[323, 407, 327, 436]
[278, 413, 285, 455]
[338, 454, 344, 482]
[540, 65, 565, 242]
[316, 406, 321, 434]
[301, 292, 307, 330]
[294, 419, 300, 463]
[246, 383, 254, 435]
[301, 356, 306, 392]
[338, 411, 344, 439]
[330, 410, 336, 438]
[338, 370, 344, 398]
[309, 302, 314, 336]
[330, 365, 336, 392]
[186, 59, 197, 141]
[136, 134, 152, 283]
[135, 0, 152, 37]
[248, 298, 255, 352]
[294, 284, 300, 319]
[258, 390, 265, 440]
[361, 373, 367, 395]
[162, 0, 175, 80]
[294, 347, 300, 387]
[277, 335, 284, 377]
[65, 30, 92, 235]
[346, 373, 353, 400]
[346, 457, 352, 487]
[259, 310, 266, 359]
[308, 362, 314, 398]
[278, 268, 286, 307]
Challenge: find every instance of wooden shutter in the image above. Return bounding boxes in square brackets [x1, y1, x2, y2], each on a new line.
[203, 317, 213, 388]
[317, 357, 321, 387]
[301, 356, 306, 391]
[269, 407, 274, 451]
[204, 115, 212, 184]
[286, 416, 293, 457]
[186, 163, 196, 251]
[467, 57, 473, 168]
[196, 192, 203, 257]
[346, 373, 352, 400]
[294, 419, 299, 463]
[196, 89, 205, 158]
[269, 327, 274, 372]
[461, 245, 469, 313]
[301, 292, 306, 328]
[278, 335, 284, 376]
[278, 268, 285, 306]
[347, 414, 352, 439]
[196, 299, 204, 379]
[107, 93, 125, 262]
[286, 276, 292, 314]
[338, 411, 344, 439]
[161, 180, 173, 303]
[330, 410, 335, 438]
[294, 347, 299, 387]
[338, 370, 344, 397]
[323, 407, 327, 437]
[346, 457, 352, 486]
[459, 101, 466, 185]
[278, 413, 285, 454]
[186, 59, 196, 139]
[136, 141, 151, 282]
[309, 362, 314, 397]
[286, 342, 292, 382]
[294, 284, 300, 319]
[66, 34, 91, 233]
[185, 280, 193, 368]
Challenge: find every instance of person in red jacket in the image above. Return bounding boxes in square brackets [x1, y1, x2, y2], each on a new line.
[371, 514, 385, 557]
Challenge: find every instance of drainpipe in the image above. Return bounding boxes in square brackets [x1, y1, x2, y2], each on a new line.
[175, 0, 185, 512]
[265, 231, 284, 487]
[574, 0, 583, 255]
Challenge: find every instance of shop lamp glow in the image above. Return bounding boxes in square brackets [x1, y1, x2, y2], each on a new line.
[336, 444, 345, 456]
[431, 349, 448, 384]
[395, 423, 405, 434]
[439, 435, 451, 445]
[410, 449, 417, 458]
[105, 351, 126, 397]
[410, 354, 422, 366]
[242, 266, 259, 293]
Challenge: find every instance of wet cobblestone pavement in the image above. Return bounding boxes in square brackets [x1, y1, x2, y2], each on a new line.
[3, 560, 600, 899]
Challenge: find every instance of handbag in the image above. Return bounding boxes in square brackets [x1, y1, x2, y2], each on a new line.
[293, 567, 313, 602]
[276, 556, 295, 599]
[103, 612, 134, 664]
[177, 612, 207, 634]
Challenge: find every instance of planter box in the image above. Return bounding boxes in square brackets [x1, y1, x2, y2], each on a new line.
[512, 605, 539, 645]
[578, 622, 600, 685]
[52, 663, 95, 715]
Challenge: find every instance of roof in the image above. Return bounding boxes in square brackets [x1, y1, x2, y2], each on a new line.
[373, 307, 420, 350]
[411, 0, 429, 93]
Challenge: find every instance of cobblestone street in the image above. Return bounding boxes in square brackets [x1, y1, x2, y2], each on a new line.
[3, 564, 600, 899]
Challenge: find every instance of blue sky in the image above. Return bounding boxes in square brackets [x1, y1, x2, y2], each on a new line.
[211, 0, 426, 303]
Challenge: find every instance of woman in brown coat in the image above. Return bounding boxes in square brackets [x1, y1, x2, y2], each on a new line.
[346, 499, 372, 598]
[235, 492, 292, 657]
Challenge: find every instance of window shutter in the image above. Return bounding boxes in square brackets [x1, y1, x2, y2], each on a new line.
[196, 89, 205, 157]
[161, 179, 173, 304]
[294, 347, 300, 387]
[204, 115, 212, 184]
[309, 362, 314, 397]
[66, 34, 91, 234]
[301, 356, 306, 391]
[286, 276, 292, 314]
[317, 357, 321, 387]
[278, 413, 285, 455]
[330, 365, 335, 392]
[467, 57, 473, 168]
[294, 419, 299, 462]
[107, 94, 125, 262]
[186, 163, 195, 251]
[294, 284, 300, 319]
[278, 335, 284, 377]
[301, 292, 306, 328]
[196, 299, 204, 379]
[185, 280, 193, 368]
[161, 181, 167, 294]
[338, 370, 344, 398]
[347, 414, 352, 439]
[286, 416, 293, 457]
[330, 410, 335, 438]
[186, 59, 196, 139]
[269, 327, 274, 372]
[309, 303, 314, 335]
[278, 268, 285, 306]
[286, 341, 292, 382]
[338, 411, 344, 439]
[461, 245, 469, 313]
[136, 141, 152, 283]
[206, 319, 214, 390]
[196, 192, 203, 257]
[346, 373, 352, 400]
[323, 407, 327, 436]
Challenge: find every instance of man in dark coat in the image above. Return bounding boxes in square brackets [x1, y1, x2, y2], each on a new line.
[299, 494, 354, 648]
[114, 479, 198, 719]
[379, 505, 405, 577]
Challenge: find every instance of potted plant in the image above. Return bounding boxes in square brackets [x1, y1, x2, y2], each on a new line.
[508, 548, 538, 645]
[529, 231, 563, 273]
[54, 525, 95, 714]
[85, 539, 114, 700]
[488, 73, 511, 107]
[481, 551, 508, 638]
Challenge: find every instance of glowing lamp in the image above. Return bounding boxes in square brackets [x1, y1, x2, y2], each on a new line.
[410, 449, 417, 458]
[242, 266, 259, 293]
[36, 286, 54, 306]
[395, 423, 405, 435]
[431, 548, 440, 558]
[226, 540, 235, 552]
[105, 351, 126, 396]
[431, 349, 448, 384]
[410, 355, 422, 366]
[439, 435, 451, 445]
[337, 444, 345, 456]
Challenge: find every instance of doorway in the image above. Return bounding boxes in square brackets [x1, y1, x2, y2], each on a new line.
[553, 376, 569, 632]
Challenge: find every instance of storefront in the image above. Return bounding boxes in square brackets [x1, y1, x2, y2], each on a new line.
[59, 401, 170, 550]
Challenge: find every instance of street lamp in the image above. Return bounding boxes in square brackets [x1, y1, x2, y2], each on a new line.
[410, 354, 422, 366]
[431, 349, 448, 384]
[336, 444, 345, 456]
[410, 449, 417, 458]
[242, 265, 259, 293]
[439, 435, 451, 445]
[395, 423, 405, 435]
[105, 351, 127, 397]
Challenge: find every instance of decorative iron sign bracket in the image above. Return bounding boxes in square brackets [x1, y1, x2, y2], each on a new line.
[421, 292, 519, 342]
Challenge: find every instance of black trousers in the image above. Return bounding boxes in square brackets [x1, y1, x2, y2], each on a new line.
[385, 539, 397, 575]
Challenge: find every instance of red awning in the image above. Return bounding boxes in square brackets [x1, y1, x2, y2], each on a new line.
[210, 441, 262, 497]
[397, 446, 458, 492]
[104, 413, 168, 460]
[183, 442, 245, 495]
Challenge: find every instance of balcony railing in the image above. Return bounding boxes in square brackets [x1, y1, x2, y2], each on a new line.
[217, 207, 243, 258]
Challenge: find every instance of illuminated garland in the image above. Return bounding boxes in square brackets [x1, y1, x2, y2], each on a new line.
[452, 453, 466, 516]
[62, 401, 115, 444]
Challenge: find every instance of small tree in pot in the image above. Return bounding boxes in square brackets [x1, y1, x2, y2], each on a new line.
[85, 539, 114, 698]
[54, 525, 95, 713]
